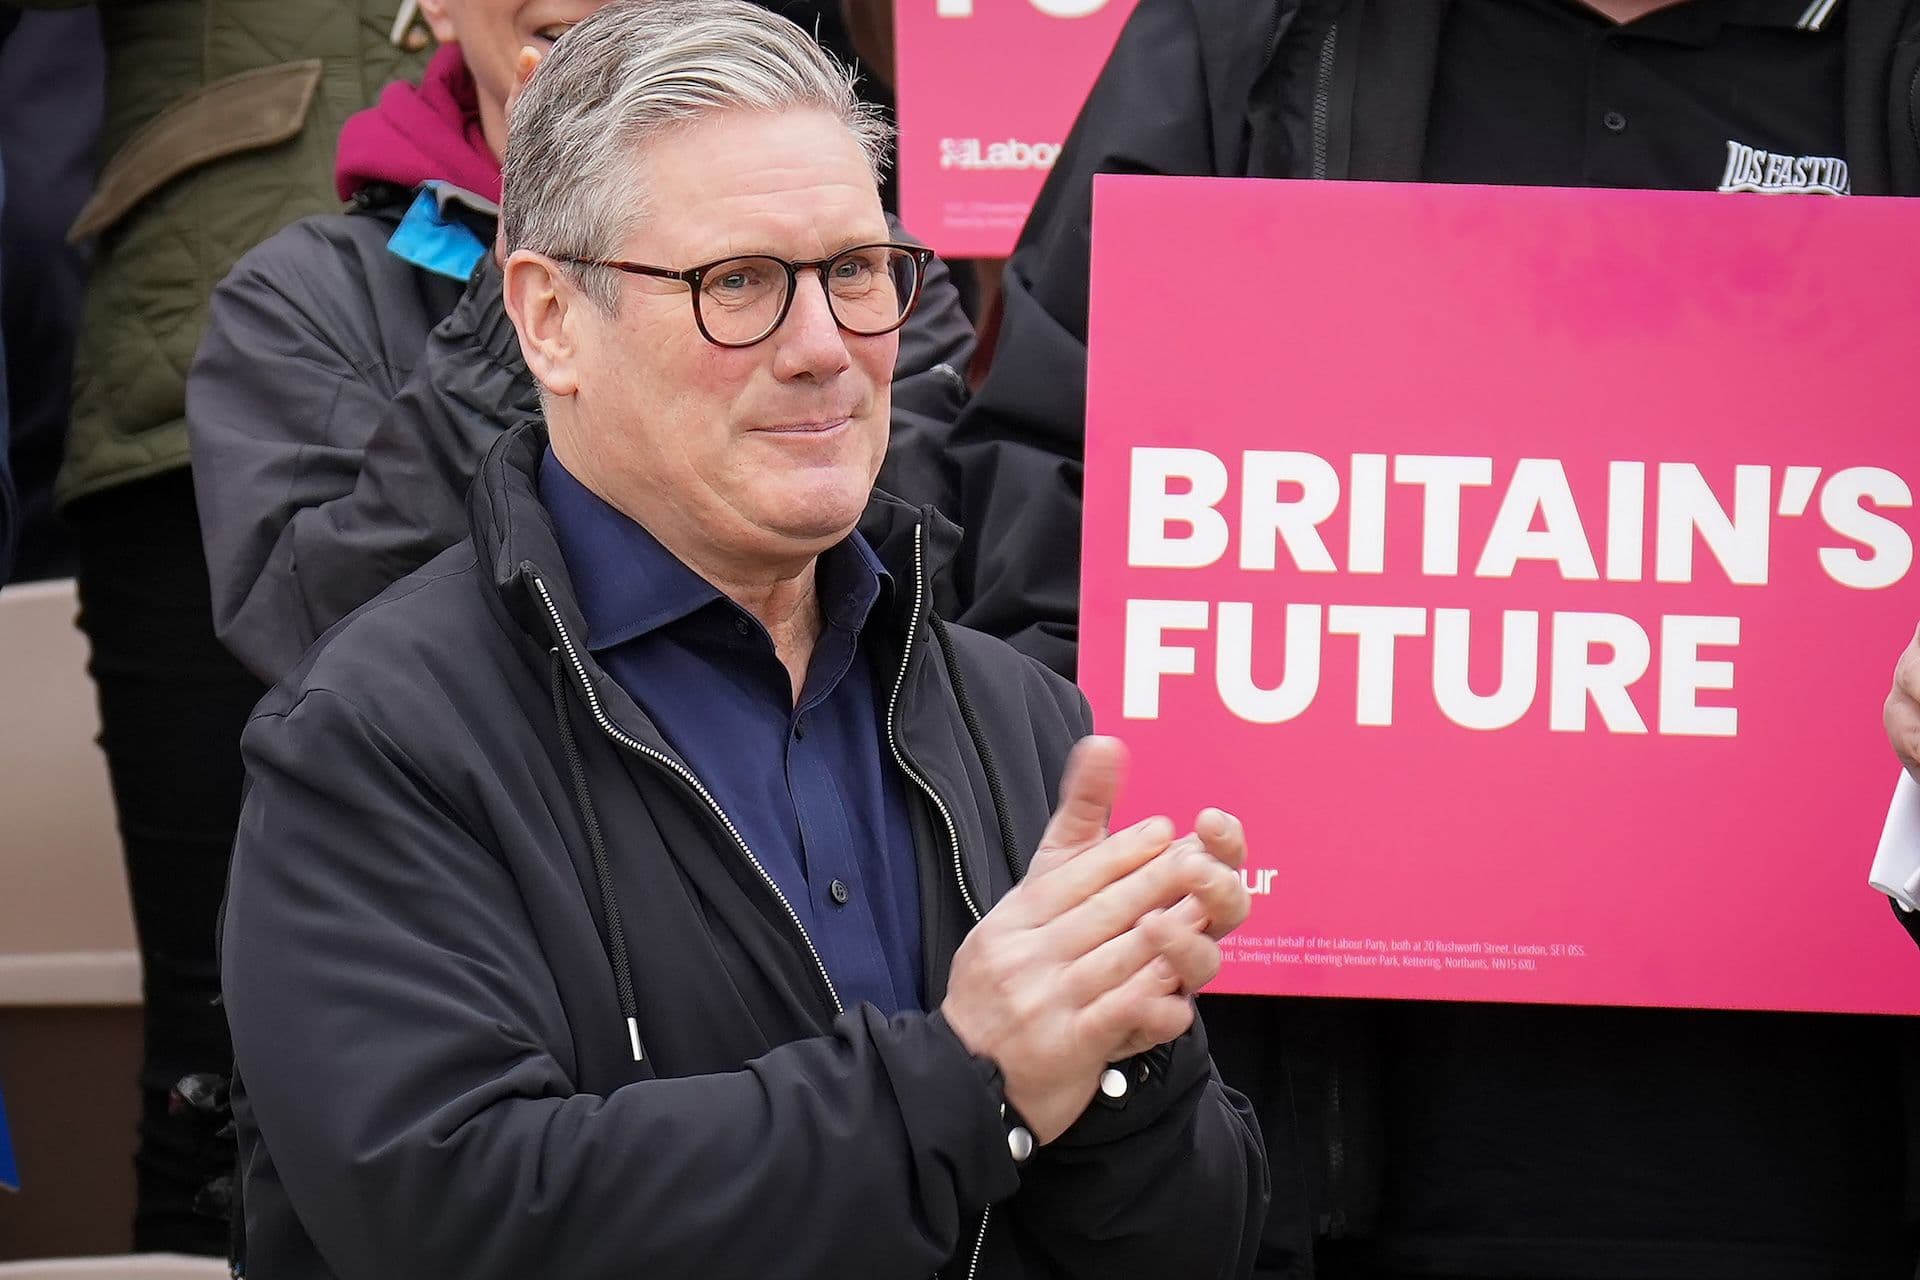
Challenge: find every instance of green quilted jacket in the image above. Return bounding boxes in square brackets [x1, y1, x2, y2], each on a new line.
[34, 0, 425, 505]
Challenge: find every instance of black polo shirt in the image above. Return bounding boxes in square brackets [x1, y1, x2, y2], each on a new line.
[1425, 0, 1849, 192]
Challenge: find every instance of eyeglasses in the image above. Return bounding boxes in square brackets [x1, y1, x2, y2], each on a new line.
[555, 242, 935, 349]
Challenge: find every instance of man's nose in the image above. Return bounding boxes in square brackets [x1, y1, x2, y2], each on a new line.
[772, 269, 854, 380]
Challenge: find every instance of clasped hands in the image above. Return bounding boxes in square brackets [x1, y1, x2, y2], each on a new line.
[940, 736, 1253, 1145]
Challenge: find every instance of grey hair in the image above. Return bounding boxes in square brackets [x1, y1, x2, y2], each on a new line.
[502, 0, 893, 312]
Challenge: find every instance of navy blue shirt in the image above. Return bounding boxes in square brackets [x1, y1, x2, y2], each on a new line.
[540, 450, 924, 1015]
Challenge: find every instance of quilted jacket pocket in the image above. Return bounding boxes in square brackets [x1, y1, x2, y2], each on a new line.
[68, 58, 323, 244]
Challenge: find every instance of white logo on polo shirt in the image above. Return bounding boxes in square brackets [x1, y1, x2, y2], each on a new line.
[1718, 140, 1850, 196]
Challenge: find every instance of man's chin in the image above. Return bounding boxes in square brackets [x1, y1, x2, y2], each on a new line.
[758, 489, 871, 550]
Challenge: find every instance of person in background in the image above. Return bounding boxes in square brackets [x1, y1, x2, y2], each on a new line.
[764, 0, 901, 206]
[32, 0, 425, 1254]
[1882, 627, 1920, 946]
[219, 4, 1266, 1275]
[948, 0, 1920, 1276]
[189, 0, 973, 688]
[0, 1, 103, 584]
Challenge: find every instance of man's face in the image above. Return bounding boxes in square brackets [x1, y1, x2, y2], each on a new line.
[418, 0, 609, 153]
[545, 109, 897, 572]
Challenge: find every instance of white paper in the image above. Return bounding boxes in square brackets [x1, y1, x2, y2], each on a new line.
[1868, 771, 1920, 912]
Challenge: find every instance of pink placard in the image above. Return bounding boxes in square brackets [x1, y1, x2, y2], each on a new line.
[893, 0, 1138, 258]
[1079, 175, 1920, 1016]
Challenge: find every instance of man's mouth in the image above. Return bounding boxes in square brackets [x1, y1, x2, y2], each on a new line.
[757, 416, 852, 436]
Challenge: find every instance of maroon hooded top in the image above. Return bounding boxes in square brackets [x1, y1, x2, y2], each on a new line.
[334, 43, 502, 203]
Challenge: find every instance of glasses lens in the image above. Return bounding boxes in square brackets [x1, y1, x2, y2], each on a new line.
[825, 246, 919, 335]
[697, 256, 790, 345]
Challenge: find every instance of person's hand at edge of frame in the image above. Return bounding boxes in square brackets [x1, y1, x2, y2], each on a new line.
[1884, 621, 1920, 784]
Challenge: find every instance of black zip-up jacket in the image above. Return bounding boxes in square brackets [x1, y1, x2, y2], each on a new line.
[219, 422, 1269, 1280]
[188, 186, 977, 686]
[946, 2, 1920, 1276]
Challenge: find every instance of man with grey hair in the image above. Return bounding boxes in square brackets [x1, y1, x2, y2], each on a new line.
[219, 2, 1269, 1275]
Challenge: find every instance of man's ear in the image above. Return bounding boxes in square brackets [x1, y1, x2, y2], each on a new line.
[416, 0, 458, 44]
[503, 250, 583, 400]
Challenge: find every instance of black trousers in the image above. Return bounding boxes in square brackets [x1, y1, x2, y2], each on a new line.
[69, 468, 264, 1255]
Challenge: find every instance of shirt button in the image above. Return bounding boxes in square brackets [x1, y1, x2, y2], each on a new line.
[1007, 1124, 1035, 1164]
[829, 878, 850, 905]
[1602, 109, 1627, 134]
[1099, 1066, 1129, 1100]
[733, 616, 751, 636]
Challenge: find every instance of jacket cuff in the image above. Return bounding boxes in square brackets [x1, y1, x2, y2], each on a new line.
[867, 1007, 1024, 1213]
[1893, 893, 1920, 947]
[1043, 1011, 1215, 1152]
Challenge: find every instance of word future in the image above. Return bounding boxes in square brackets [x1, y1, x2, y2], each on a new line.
[1121, 448, 1911, 735]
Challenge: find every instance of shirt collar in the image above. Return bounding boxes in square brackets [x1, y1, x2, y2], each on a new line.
[538, 447, 890, 652]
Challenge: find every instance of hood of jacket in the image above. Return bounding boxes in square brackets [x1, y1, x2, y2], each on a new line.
[335, 41, 501, 202]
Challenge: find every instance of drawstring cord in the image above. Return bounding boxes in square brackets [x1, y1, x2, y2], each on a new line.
[542, 551, 1021, 1068]
[550, 649, 646, 1062]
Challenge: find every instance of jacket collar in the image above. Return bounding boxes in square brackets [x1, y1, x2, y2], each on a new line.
[473, 418, 1000, 926]
[470, 419, 964, 702]
[535, 445, 892, 652]
[334, 41, 502, 204]
[1266, 0, 1903, 191]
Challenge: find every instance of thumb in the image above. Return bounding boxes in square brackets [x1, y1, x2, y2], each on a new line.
[515, 43, 543, 81]
[505, 44, 544, 124]
[1030, 735, 1126, 875]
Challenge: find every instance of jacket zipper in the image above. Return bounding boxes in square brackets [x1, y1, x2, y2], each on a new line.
[1325, 1062, 1347, 1237]
[541, 562, 995, 1276]
[1908, 63, 1920, 172]
[533, 574, 845, 1020]
[1311, 21, 1339, 180]
[877, 521, 993, 1280]
[1300, 15, 1392, 1238]
[884, 520, 985, 925]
